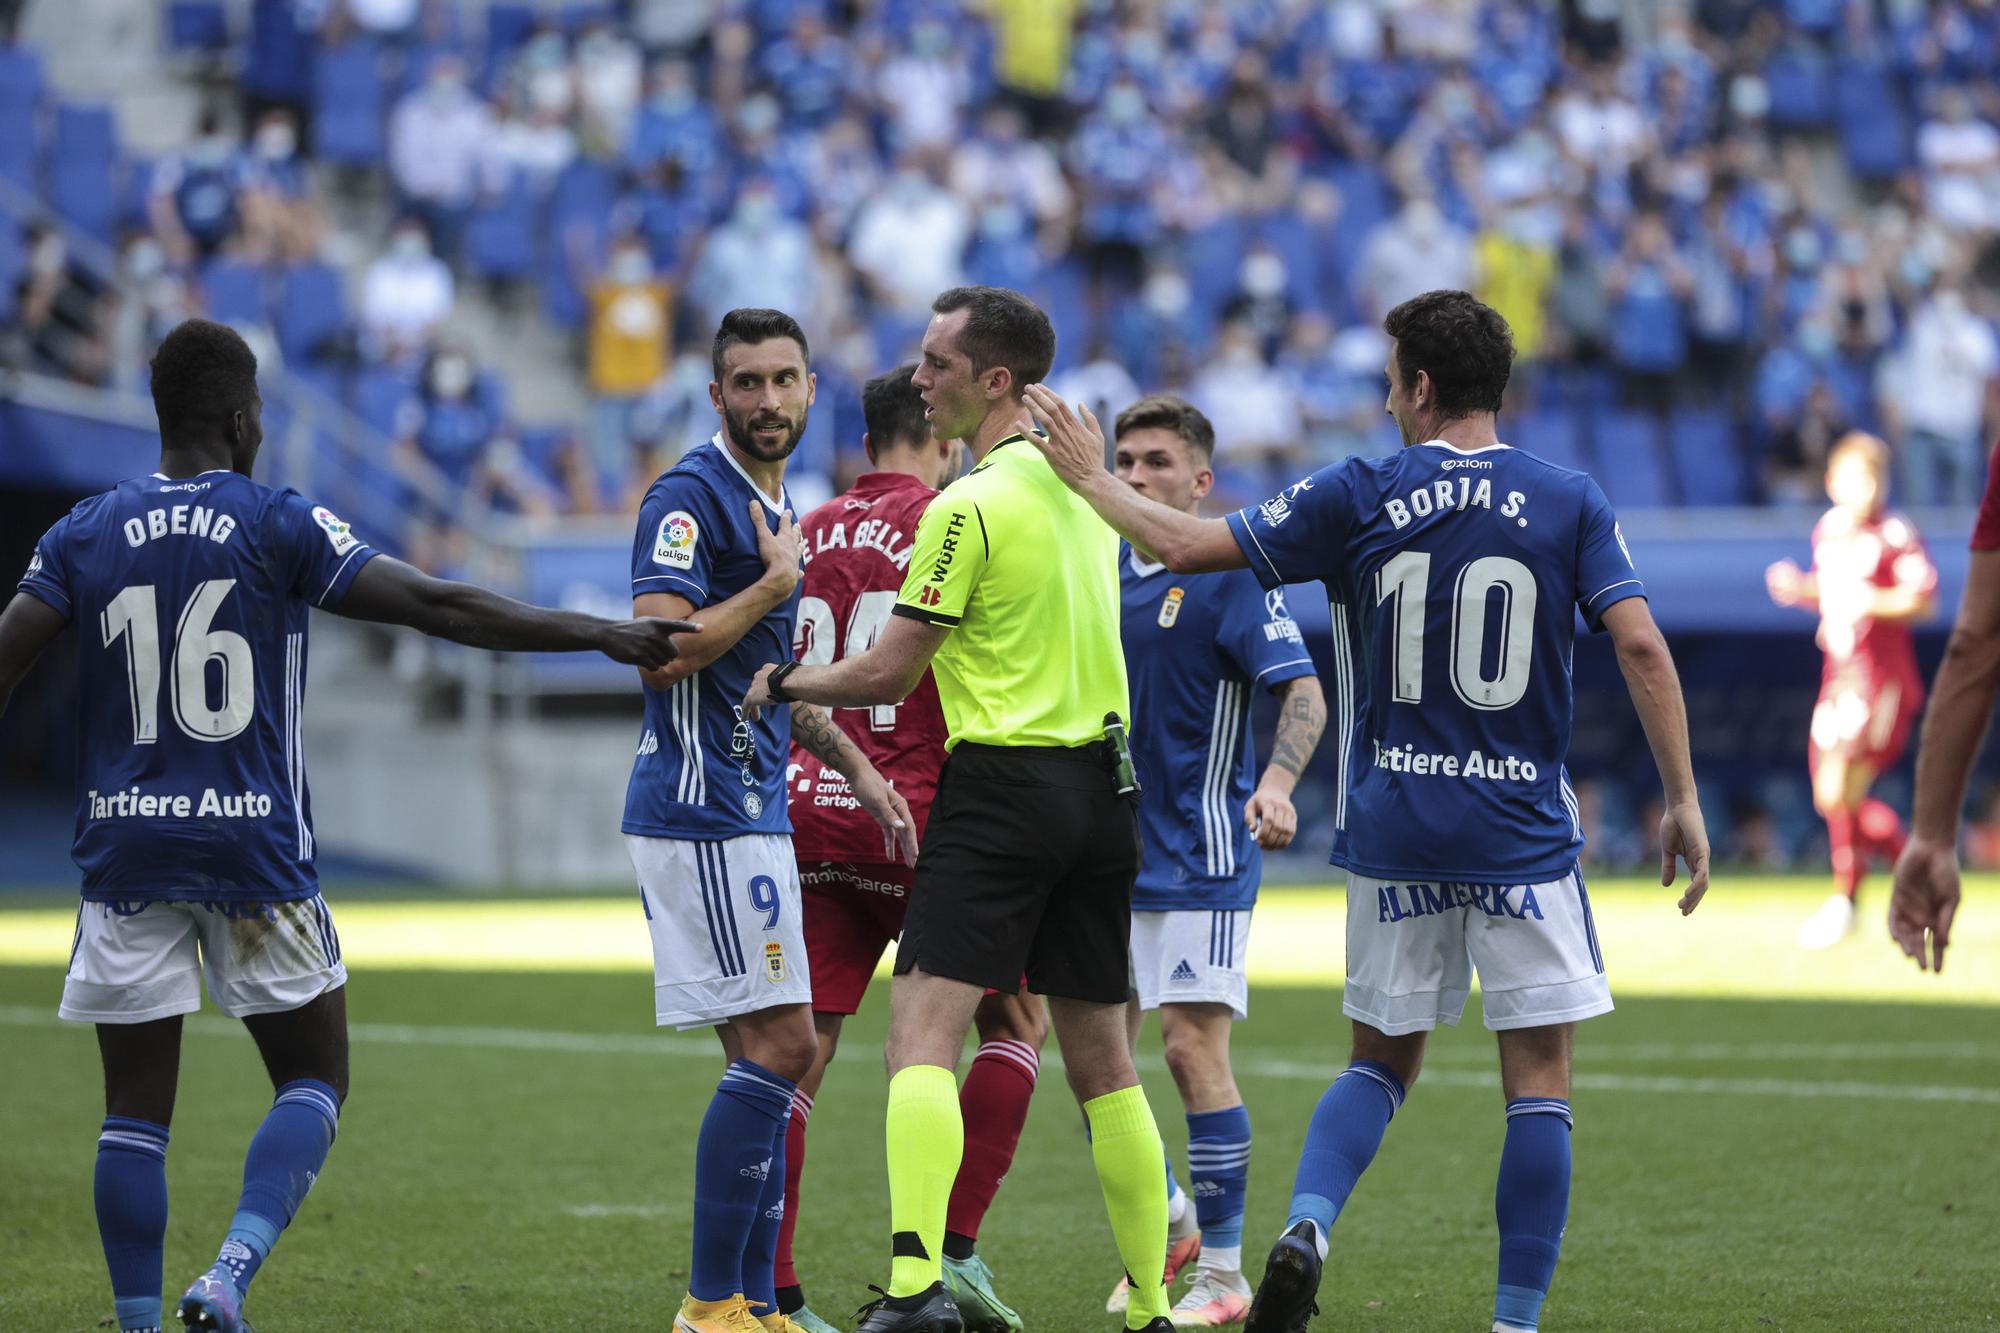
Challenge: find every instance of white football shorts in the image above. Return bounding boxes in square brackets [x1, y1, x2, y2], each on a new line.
[1342, 867, 1611, 1034]
[627, 832, 812, 1030]
[1129, 908, 1251, 1020]
[60, 896, 347, 1024]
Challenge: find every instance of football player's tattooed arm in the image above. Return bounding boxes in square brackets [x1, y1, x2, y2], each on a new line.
[746, 614, 947, 714]
[789, 702, 919, 863]
[1023, 384, 1246, 574]
[0, 593, 68, 721]
[1602, 596, 1710, 915]
[340, 557, 696, 668]
[1245, 675, 1326, 851]
[633, 500, 804, 689]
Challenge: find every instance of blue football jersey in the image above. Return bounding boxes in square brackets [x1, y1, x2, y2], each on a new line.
[624, 437, 800, 840]
[1225, 441, 1644, 883]
[1121, 547, 1317, 910]
[16, 470, 378, 902]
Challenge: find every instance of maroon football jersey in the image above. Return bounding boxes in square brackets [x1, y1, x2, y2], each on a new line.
[787, 471, 948, 862]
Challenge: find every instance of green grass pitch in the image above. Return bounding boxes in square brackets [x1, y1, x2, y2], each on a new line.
[1, 877, 1997, 1331]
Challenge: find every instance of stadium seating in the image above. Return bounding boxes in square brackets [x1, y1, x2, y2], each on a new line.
[466, 181, 540, 284]
[1592, 410, 1673, 509]
[1668, 410, 1751, 507]
[166, 2, 230, 53]
[46, 104, 119, 240]
[312, 38, 386, 168]
[277, 261, 347, 366]
[200, 259, 268, 330]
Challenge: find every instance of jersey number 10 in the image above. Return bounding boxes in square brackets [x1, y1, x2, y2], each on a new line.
[795, 589, 898, 730]
[101, 580, 255, 744]
[1374, 552, 1537, 711]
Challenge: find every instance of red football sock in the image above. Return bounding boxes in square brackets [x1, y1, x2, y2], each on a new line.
[1826, 807, 1862, 899]
[1857, 798, 1907, 866]
[773, 1090, 811, 1291]
[945, 1039, 1040, 1242]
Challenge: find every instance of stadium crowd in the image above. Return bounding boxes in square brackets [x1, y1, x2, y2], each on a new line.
[6, 0, 2000, 517]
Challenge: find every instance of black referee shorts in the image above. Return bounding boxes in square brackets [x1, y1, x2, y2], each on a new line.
[894, 741, 1141, 1005]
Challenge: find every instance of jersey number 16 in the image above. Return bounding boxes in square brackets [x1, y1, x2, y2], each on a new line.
[101, 580, 255, 743]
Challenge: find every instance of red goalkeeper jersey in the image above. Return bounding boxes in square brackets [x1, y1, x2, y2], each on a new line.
[787, 471, 948, 863]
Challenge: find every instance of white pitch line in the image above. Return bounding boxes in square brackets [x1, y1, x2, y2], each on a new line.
[5, 1006, 1997, 1106]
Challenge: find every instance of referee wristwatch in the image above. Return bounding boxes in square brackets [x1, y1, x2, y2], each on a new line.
[766, 660, 803, 702]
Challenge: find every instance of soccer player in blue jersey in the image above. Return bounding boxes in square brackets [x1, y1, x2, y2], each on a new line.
[623, 308, 919, 1333]
[1107, 396, 1326, 1327]
[0, 319, 696, 1333]
[1024, 290, 1710, 1333]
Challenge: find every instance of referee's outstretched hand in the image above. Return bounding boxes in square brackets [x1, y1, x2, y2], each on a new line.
[1023, 383, 1106, 489]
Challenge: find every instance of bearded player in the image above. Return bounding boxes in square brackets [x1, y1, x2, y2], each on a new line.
[775, 365, 1049, 1333]
[1767, 433, 1938, 949]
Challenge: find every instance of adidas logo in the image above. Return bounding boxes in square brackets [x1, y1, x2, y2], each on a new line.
[740, 1156, 772, 1181]
[1169, 959, 1199, 983]
[1192, 1181, 1226, 1197]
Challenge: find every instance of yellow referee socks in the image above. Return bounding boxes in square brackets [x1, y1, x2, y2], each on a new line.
[1085, 1084, 1171, 1327]
[885, 1064, 964, 1297]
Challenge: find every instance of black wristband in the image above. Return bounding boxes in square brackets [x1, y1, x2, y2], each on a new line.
[767, 660, 802, 702]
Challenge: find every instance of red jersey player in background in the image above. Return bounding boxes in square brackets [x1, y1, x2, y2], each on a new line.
[1767, 432, 1939, 948]
[775, 365, 1049, 1333]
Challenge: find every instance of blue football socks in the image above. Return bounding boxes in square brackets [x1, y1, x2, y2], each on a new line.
[1493, 1099, 1573, 1332]
[690, 1059, 796, 1303]
[1186, 1105, 1252, 1270]
[1286, 1060, 1406, 1251]
[95, 1116, 169, 1333]
[210, 1078, 341, 1295]
[741, 1107, 791, 1315]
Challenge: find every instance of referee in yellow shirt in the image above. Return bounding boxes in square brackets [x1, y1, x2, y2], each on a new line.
[743, 286, 1173, 1333]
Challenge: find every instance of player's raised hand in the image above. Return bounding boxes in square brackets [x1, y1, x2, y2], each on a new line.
[741, 662, 780, 722]
[1659, 799, 1711, 914]
[853, 769, 921, 864]
[1244, 784, 1299, 850]
[597, 616, 700, 669]
[1889, 834, 1960, 973]
[1022, 383, 1107, 489]
[1765, 559, 1806, 607]
[752, 500, 804, 593]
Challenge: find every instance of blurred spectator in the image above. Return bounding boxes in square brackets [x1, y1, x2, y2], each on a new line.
[988, 0, 1078, 135]
[147, 108, 244, 266]
[949, 104, 1072, 237]
[686, 179, 820, 329]
[7, 223, 112, 383]
[388, 55, 490, 263]
[848, 157, 970, 317]
[878, 21, 970, 152]
[1070, 78, 1173, 295]
[1202, 52, 1292, 213]
[361, 218, 454, 361]
[630, 0, 721, 56]
[587, 235, 673, 485]
[1726, 796, 1787, 870]
[1606, 212, 1693, 415]
[762, 11, 850, 131]
[573, 20, 643, 157]
[110, 234, 198, 391]
[1475, 215, 1557, 367]
[1222, 243, 1296, 354]
[348, 0, 418, 39]
[481, 97, 578, 194]
[1048, 343, 1141, 430]
[1764, 376, 1847, 504]
[1355, 196, 1472, 321]
[1916, 85, 2000, 235]
[626, 59, 722, 177]
[1190, 320, 1305, 468]
[238, 109, 322, 262]
[397, 344, 500, 488]
[506, 24, 574, 121]
[1884, 282, 2000, 504]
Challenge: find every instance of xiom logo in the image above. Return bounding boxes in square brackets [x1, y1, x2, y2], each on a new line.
[1440, 458, 1492, 470]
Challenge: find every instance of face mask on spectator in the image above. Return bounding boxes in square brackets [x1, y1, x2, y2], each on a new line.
[431, 355, 474, 399]
[736, 194, 779, 232]
[737, 96, 780, 137]
[1242, 253, 1287, 299]
[1797, 321, 1834, 359]
[1143, 271, 1191, 317]
[30, 234, 65, 279]
[610, 248, 653, 284]
[256, 122, 297, 160]
[1784, 228, 1822, 270]
[1728, 74, 1770, 121]
[979, 203, 1026, 241]
[891, 169, 929, 200]
[429, 70, 466, 101]
[1106, 86, 1146, 123]
[127, 238, 165, 280]
[652, 82, 694, 113]
[392, 229, 431, 261]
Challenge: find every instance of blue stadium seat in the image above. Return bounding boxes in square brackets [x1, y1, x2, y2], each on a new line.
[482, 3, 537, 86]
[1185, 216, 1246, 316]
[312, 39, 386, 167]
[1507, 409, 1589, 472]
[277, 261, 346, 364]
[355, 365, 419, 435]
[201, 259, 269, 328]
[51, 102, 117, 166]
[48, 106, 119, 240]
[1669, 409, 1749, 506]
[1835, 58, 1910, 180]
[1765, 43, 1833, 132]
[561, 2, 616, 31]
[0, 46, 44, 115]
[1592, 410, 1672, 507]
[466, 182, 538, 282]
[167, 2, 230, 51]
[0, 104, 34, 187]
[551, 157, 617, 228]
[0, 219, 22, 326]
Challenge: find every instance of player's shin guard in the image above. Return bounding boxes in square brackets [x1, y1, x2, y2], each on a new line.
[1493, 1100, 1573, 1333]
[213, 1079, 340, 1295]
[885, 1065, 964, 1297]
[692, 1060, 796, 1303]
[1084, 1085, 1170, 1327]
[95, 1116, 170, 1333]
[774, 1091, 811, 1296]
[944, 1039, 1038, 1253]
[1287, 1061, 1405, 1248]
[1187, 1104, 1251, 1272]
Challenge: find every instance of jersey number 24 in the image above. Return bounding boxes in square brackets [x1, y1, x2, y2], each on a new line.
[796, 589, 898, 731]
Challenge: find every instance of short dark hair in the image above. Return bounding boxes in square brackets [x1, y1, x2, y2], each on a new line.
[712, 307, 810, 381]
[150, 318, 259, 434]
[1383, 290, 1513, 419]
[930, 285, 1055, 392]
[1113, 394, 1214, 463]
[862, 363, 930, 453]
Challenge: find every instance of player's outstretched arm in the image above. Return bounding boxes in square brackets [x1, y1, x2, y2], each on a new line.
[0, 593, 69, 721]
[1245, 675, 1327, 851]
[338, 556, 698, 668]
[744, 613, 947, 718]
[1891, 548, 2000, 972]
[1600, 597, 1710, 914]
[1022, 384, 1246, 574]
[789, 702, 921, 864]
